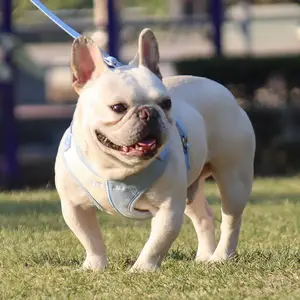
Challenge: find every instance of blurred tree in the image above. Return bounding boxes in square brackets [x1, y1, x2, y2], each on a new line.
[13, 0, 93, 18]
[13, 0, 167, 17]
[12, 0, 296, 19]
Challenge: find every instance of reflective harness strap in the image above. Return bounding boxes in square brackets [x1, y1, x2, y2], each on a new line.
[63, 127, 105, 211]
[176, 120, 191, 170]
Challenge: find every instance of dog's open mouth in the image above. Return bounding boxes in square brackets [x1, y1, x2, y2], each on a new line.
[95, 130, 159, 157]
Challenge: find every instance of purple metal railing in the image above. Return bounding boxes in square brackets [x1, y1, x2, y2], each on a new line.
[0, 0, 18, 189]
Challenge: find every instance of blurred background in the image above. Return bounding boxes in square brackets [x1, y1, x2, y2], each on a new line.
[1, 0, 300, 189]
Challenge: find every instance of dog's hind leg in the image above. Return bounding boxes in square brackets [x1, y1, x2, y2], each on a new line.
[209, 161, 253, 262]
[61, 199, 108, 270]
[185, 173, 217, 262]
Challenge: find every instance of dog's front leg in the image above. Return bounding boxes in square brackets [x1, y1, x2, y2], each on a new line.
[130, 203, 185, 272]
[61, 199, 108, 271]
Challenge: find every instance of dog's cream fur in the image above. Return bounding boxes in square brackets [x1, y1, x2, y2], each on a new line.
[55, 29, 255, 272]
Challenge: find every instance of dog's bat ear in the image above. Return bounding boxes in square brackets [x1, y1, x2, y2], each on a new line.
[71, 36, 110, 94]
[137, 28, 162, 80]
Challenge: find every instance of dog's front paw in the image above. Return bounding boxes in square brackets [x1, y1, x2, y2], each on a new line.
[207, 252, 235, 264]
[129, 262, 159, 273]
[195, 253, 213, 263]
[206, 256, 226, 264]
[82, 255, 108, 271]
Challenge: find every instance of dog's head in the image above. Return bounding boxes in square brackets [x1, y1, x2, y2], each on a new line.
[71, 29, 173, 167]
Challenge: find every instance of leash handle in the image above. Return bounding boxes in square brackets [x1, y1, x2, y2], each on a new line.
[30, 0, 123, 68]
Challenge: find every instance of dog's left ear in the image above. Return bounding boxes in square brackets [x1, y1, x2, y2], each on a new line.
[71, 36, 110, 94]
[130, 28, 162, 80]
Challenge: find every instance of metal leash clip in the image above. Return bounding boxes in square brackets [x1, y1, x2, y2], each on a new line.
[104, 56, 122, 68]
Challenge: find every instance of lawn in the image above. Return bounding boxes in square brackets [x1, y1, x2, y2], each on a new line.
[1, 177, 299, 300]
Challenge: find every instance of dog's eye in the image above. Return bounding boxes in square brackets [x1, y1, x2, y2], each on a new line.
[159, 98, 172, 110]
[110, 103, 127, 113]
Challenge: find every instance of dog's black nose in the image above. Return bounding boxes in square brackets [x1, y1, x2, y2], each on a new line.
[138, 107, 157, 122]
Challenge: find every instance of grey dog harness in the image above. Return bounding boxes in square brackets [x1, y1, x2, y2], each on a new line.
[63, 120, 190, 220]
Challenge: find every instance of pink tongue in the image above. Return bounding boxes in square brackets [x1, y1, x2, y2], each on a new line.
[137, 138, 156, 149]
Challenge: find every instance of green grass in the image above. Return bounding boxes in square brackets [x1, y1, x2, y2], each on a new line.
[1, 178, 300, 300]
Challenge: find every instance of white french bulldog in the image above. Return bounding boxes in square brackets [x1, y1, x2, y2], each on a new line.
[54, 28, 255, 272]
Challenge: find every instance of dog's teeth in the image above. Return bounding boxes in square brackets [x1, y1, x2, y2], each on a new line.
[135, 144, 143, 151]
[122, 146, 129, 152]
[95, 130, 122, 151]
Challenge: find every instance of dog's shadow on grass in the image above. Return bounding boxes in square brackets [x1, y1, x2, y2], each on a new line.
[166, 249, 196, 261]
[25, 251, 194, 270]
[113, 249, 197, 270]
[22, 248, 300, 269]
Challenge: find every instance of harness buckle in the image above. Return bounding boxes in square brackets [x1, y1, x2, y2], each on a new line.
[181, 136, 189, 153]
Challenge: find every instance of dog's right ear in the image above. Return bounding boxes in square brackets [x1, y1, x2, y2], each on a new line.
[71, 36, 110, 94]
[129, 28, 162, 80]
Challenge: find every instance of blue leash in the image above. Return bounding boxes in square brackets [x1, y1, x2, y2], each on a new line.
[30, 0, 122, 68]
